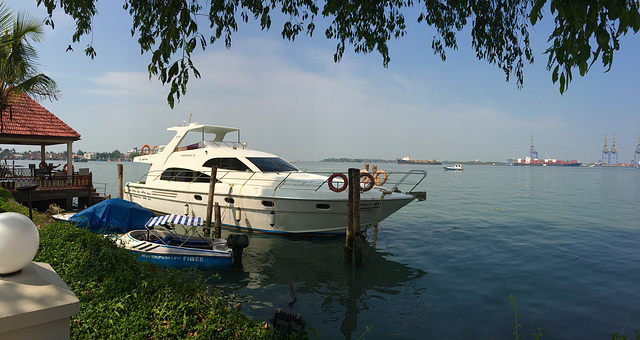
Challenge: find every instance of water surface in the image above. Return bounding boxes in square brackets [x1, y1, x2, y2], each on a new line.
[25, 160, 640, 339]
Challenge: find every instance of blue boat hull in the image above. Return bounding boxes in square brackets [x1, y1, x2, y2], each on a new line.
[135, 250, 232, 270]
[118, 230, 234, 270]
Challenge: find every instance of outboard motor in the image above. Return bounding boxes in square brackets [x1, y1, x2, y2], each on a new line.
[226, 234, 249, 269]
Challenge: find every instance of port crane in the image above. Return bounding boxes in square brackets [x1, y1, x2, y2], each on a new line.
[602, 133, 610, 165]
[634, 133, 640, 165]
[610, 133, 618, 165]
[529, 135, 538, 159]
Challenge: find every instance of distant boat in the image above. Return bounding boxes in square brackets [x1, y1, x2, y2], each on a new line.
[444, 164, 463, 171]
[396, 155, 442, 165]
[512, 157, 581, 166]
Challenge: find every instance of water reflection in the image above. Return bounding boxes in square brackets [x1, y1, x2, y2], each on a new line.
[208, 231, 427, 338]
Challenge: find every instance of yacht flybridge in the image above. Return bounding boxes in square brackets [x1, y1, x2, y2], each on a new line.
[124, 123, 426, 235]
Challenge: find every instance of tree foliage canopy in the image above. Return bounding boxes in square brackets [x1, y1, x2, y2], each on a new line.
[36, 0, 640, 108]
[0, 2, 59, 114]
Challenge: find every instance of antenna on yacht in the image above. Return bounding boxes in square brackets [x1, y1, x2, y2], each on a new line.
[188, 113, 192, 124]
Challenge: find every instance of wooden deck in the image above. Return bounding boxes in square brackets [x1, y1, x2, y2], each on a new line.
[0, 166, 106, 210]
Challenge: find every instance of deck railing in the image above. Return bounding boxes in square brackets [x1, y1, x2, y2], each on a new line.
[0, 173, 92, 191]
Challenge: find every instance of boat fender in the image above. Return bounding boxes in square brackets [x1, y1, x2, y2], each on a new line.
[235, 207, 241, 222]
[38, 161, 47, 169]
[184, 203, 189, 216]
[327, 173, 348, 192]
[360, 172, 375, 192]
[373, 170, 388, 186]
[269, 210, 276, 226]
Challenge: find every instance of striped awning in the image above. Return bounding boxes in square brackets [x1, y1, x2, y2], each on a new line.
[145, 214, 204, 227]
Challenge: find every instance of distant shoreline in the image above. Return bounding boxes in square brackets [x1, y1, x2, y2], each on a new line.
[319, 158, 506, 165]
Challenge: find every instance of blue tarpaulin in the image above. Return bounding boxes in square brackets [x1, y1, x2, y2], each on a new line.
[69, 198, 155, 233]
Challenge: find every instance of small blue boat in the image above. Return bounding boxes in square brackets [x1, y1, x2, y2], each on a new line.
[443, 164, 463, 171]
[117, 214, 248, 270]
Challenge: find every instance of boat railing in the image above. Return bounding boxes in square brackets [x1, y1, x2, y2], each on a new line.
[135, 168, 427, 194]
[389, 170, 428, 192]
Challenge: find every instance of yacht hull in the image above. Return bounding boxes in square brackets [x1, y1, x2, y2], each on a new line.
[125, 183, 414, 235]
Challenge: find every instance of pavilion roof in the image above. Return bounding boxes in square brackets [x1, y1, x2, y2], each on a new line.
[0, 93, 80, 146]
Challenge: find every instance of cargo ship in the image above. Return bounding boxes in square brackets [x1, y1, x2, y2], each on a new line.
[512, 156, 581, 166]
[396, 155, 442, 165]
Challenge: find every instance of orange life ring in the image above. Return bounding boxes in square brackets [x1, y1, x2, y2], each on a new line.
[373, 170, 388, 186]
[151, 145, 159, 154]
[328, 173, 348, 193]
[38, 161, 47, 169]
[63, 164, 74, 174]
[360, 169, 371, 183]
[141, 144, 151, 155]
[360, 172, 375, 192]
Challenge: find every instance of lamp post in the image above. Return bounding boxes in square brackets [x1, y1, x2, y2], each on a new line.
[16, 184, 38, 221]
[0, 212, 39, 276]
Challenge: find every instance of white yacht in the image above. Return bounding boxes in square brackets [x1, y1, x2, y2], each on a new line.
[124, 123, 426, 235]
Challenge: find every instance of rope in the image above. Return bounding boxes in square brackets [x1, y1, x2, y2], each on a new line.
[371, 191, 388, 247]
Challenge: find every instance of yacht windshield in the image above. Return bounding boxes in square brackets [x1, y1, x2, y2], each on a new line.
[246, 157, 297, 172]
[202, 158, 250, 171]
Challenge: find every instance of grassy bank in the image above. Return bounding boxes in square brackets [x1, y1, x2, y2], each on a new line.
[0, 190, 305, 339]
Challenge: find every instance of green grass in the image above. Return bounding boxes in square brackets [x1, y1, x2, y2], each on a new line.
[33, 221, 292, 339]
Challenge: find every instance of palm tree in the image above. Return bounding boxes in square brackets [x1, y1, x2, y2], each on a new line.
[0, 2, 59, 115]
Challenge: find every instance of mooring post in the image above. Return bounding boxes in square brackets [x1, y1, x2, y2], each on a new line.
[353, 169, 362, 265]
[344, 169, 355, 264]
[117, 164, 123, 199]
[344, 168, 362, 265]
[204, 166, 218, 237]
[214, 202, 221, 238]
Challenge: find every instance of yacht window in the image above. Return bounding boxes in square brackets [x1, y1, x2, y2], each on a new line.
[203, 158, 250, 172]
[246, 157, 297, 172]
[160, 168, 211, 183]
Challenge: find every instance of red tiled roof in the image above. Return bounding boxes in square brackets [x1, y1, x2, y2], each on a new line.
[0, 93, 80, 141]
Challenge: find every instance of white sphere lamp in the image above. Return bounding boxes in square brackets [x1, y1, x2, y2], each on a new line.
[0, 212, 40, 276]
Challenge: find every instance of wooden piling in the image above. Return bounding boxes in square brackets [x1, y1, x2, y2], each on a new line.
[344, 168, 362, 265]
[214, 202, 221, 239]
[204, 166, 218, 237]
[117, 164, 123, 199]
[353, 169, 362, 265]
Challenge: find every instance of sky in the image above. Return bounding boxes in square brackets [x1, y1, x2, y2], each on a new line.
[2, 1, 640, 164]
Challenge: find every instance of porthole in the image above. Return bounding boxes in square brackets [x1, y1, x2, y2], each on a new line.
[316, 203, 331, 210]
[262, 201, 274, 207]
[225, 197, 235, 204]
[193, 195, 203, 201]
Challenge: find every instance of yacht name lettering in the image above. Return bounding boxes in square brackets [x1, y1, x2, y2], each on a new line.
[359, 202, 381, 212]
[141, 254, 204, 263]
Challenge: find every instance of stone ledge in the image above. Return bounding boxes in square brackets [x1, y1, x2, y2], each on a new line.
[0, 262, 79, 339]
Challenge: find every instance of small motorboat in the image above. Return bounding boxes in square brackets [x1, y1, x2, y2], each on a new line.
[443, 164, 463, 171]
[116, 214, 249, 270]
